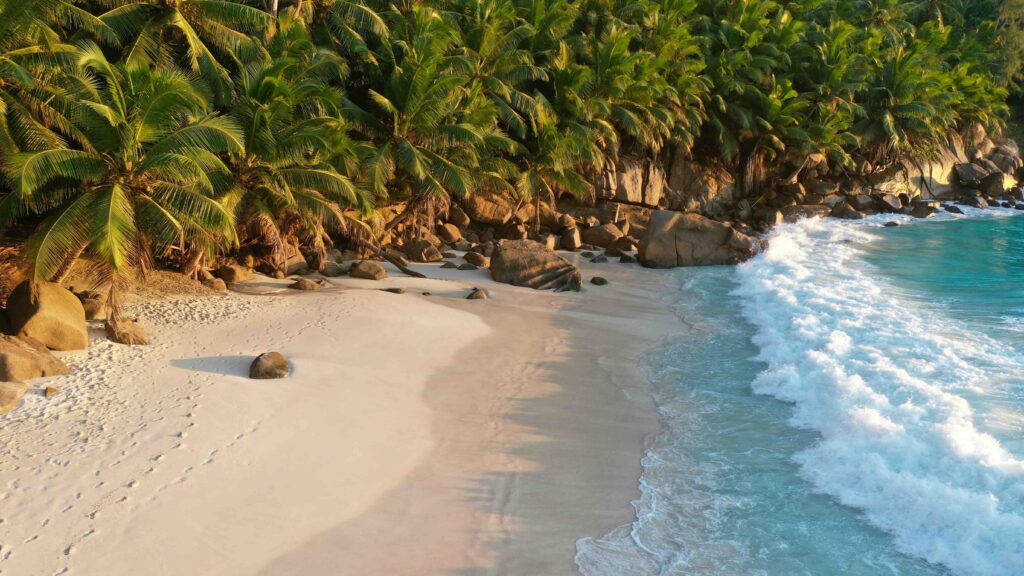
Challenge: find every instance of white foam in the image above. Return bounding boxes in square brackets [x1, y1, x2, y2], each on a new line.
[735, 217, 1024, 576]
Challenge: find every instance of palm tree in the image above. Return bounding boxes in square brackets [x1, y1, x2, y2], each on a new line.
[220, 13, 368, 274]
[98, 0, 272, 104]
[1, 43, 242, 314]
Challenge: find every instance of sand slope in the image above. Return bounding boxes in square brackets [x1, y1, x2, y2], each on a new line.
[0, 256, 685, 576]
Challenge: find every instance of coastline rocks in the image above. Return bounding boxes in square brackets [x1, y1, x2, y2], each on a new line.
[0, 334, 70, 382]
[830, 202, 865, 220]
[580, 223, 623, 248]
[407, 240, 443, 263]
[560, 228, 582, 251]
[638, 211, 762, 268]
[490, 239, 583, 292]
[605, 236, 638, 257]
[438, 223, 463, 243]
[321, 261, 346, 277]
[979, 172, 1005, 197]
[462, 191, 515, 225]
[464, 252, 490, 267]
[911, 202, 939, 219]
[466, 288, 487, 300]
[213, 264, 252, 284]
[447, 205, 471, 228]
[250, 352, 289, 379]
[0, 382, 28, 416]
[105, 317, 149, 346]
[878, 193, 903, 212]
[591, 276, 609, 286]
[203, 278, 228, 292]
[349, 260, 388, 281]
[441, 261, 458, 269]
[289, 278, 325, 291]
[6, 281, 88, 351]
[781, 204, 831, 223]
[283, 244, 309, 276]
[458, 263, 478, 271]
[945, 204, 965, 214]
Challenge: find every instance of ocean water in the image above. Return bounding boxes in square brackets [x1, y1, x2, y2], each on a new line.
[576, 208, 1024, 576]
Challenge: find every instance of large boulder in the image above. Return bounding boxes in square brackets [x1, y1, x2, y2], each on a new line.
[213, 264, 253, 284]
[0, 334, 70, 382]
[781, 204, 832, 222]
[283, 243, 308, 275]
[638, 211, 762, 268]
[462, 191, 515, 226]
[830, 202, 864, 220]
[447, 205, 471, 228]
[105, 318, 149, 346]
[560, 228, 582, 251]
[407, 240, 443, 263]
[664, 149, 737, 218]
[490, 240, 583, 292]
[6, 281, 88, 351]
[979, 172, 1005, 197]
[438, 223, 463, 243]
[464, 251, 490, 268]
[597, 157, 666, 206]
[954, 163, 990, 187]
[250, 352, 289, 379]
[580, 223, 624, 248]
[350, 260, 388, 280]
[0, 381, 28, 416]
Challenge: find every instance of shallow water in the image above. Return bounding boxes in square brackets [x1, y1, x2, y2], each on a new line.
[576, 209, 1024, 576]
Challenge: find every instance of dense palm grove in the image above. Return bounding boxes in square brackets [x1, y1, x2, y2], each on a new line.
[0, 0, 1019, 291]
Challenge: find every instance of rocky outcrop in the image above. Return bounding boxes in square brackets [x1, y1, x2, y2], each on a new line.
[464, 251, 490, 267]
[580, 223, 623, 248]
[638, 211, 762, 268]
[407, 240, 443, 263]
[462, 191, 515, 225]
[0, 334, 70, 382]
[203, 278, 229, 292]
[781, 204, 831, 222]
[490, 239, 582, 291]
[447, 205, 471, 228]
[594, 157, 666, 207]
[6, 281, 88, 351]
[214, 264, 253, 284]
[349, 260, 388, 280]
[105, 318, 149, 346]
[664, 150, 736, 218]
[560, 228, 582, 251]
[250, 352, 289, 379]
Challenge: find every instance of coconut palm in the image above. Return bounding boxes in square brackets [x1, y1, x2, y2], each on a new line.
[98, 0, 272, 104]
[220, 13, 367, 274]
[1, 43, 241, 311]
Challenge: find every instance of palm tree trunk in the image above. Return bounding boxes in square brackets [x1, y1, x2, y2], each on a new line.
[350, 237, 427, 279]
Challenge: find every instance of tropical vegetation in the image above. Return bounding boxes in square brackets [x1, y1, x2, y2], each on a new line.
[0, 0, 1020, 308]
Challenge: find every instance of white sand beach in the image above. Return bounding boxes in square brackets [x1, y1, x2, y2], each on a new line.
[0, 256, 686, 576]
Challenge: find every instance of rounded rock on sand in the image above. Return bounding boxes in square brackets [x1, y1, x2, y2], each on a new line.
[250, 352, 290, 379]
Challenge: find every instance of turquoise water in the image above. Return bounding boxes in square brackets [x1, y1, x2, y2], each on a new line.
[576, 210, 1024, 576]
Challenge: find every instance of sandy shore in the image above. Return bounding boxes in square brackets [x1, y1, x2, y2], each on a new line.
[0, 254, 686, 575]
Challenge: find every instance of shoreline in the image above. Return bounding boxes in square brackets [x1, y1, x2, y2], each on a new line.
[0, 256, 687, 575]
[259, 256, 686, 575]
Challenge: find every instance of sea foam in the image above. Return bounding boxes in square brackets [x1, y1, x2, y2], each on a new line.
[734, 217, 1024, 576]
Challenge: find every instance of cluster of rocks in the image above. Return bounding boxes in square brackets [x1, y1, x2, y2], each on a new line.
[0, 280, 129, 415]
